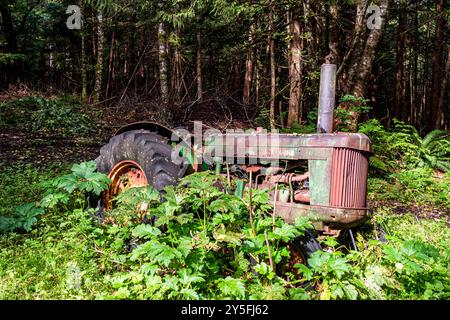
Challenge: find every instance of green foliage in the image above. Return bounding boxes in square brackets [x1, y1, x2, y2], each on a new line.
[0, 161, 110, 235]
[0, 96, 94, 136]
[98, 171, 314, 299]
[0, 163, 449, 300]
[0, 53, 27, 65]
[0, 163, 62, 217]
[335, 95, 371, 132]
[40, 161, 110, 211]
[0, 207, 111, 299]
[359, 119, 450, 174]
[254, 108, 272, 129]
[0, 203, 44, 234]
[368, 168, 450, 208]
[281, 95, 370, 134]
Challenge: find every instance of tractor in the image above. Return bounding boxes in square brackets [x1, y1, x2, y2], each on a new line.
[94, 64, 372, 259]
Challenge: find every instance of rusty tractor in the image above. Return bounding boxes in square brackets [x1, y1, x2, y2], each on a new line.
[95, 64, 372, 258]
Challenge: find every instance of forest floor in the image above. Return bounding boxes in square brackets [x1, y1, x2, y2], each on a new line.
[0, 128, 102, 166]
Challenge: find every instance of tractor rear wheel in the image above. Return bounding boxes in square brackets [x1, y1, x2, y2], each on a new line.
[280, 230, 322, 273]
[95, 129, 189, 210]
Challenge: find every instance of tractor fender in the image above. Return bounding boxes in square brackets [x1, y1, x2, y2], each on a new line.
[114, 121, 199, 170]
[115, 121, 177, 140]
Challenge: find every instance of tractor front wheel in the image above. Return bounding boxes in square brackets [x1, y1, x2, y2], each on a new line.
[95, 130, 188, 210]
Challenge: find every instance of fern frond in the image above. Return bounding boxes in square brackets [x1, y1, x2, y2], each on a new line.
[422, 130, 449, 148]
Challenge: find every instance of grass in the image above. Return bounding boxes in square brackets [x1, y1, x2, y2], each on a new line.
[0, 162, 109, 299]
[0, 162, 69, 217]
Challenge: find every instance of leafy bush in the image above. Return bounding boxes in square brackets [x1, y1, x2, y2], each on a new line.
[0, 96, 94, 136]
[368, 168, 450, 208]
[0, 203, 44, 234]
[99, 172, 315, 300]
[0, 161, 110, 235]
[359, 119, 450, 174]
[334, 95, 371, 132]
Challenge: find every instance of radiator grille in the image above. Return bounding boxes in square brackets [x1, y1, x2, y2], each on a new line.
[330, 148, 369, 208]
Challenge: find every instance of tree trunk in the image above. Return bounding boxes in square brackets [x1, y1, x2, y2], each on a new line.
[430, 0, 447, 130]
[158, 22, 169, 105]
[79, 0, 87, 100]
[394, 0, 407, 121]
[287, 9, 303, 127]
[196, 31, 204, 102]
[81, 31, 87, 100]
[336, 0, 391, 131]
[105, 30, 115, 99]
[410, 3, 419, 127]
[243, 20, 255, 105]
[350, 0, 391, 98]
[326, 3, 339, 64]
[338, 0, 369, 91]
[171, 29, 184, 103]
[93, 11, 104, 102]
[0, 3, 17, 53]
[438, 47, 450, 130]
[268, 6, 276, 128]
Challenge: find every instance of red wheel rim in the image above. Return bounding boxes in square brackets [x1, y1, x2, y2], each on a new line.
[104, 160, 148, 210]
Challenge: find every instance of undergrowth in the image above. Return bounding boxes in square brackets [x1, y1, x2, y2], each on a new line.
[0, 96, 94, 136]
[0, 161, 448, 300]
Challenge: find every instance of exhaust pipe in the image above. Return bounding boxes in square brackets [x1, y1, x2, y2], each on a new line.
[317, 63, 336, 133]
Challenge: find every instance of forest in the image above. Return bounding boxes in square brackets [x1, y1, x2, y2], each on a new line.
[0, 0, 449, 300]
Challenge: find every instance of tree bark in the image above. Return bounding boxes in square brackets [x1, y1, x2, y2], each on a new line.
[105, 30, 115, 99]
[350, 0, 391, 98]
[395, 0, 407, 121]
[268, 6, 276, 128]
[158, 22, 169, 105]
[336, 0, 391, 131]
[438, 47, 450, 130]
[410, 3, 419, 127]
[0, 2, 17, 53]
[243, 20, 255, 105]
[80, 1, 87, 101]
[196, 31, 204, 102]
[81, 31, 87, 100]
[430, 0, 447, 130]
[93, 11, 104, 102]
[326, 2, 339, 64]
[171, 29, 184, 103]
[287, 9, 303, 127]
[338, 0, 369, 90]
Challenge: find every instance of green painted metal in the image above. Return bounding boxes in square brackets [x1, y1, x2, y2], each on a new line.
[234, 180, 245, 198]
[180, 146, 195, 167]
[308, 160, 330, 206]
[215, 163, 221, 175]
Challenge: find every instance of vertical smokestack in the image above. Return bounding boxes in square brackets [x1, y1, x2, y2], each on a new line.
[317, 63, 336, 133]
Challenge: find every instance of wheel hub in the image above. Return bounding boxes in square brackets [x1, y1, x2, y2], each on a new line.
[104, 160, 148, 210]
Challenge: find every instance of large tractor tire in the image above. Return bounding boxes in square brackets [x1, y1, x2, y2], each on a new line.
[95, 129, 189, 210]
[282, 230, 322, 272]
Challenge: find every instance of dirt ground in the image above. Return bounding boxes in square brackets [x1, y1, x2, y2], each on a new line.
[0, 93, 257, 166]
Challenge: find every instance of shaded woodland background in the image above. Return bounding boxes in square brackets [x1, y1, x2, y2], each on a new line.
[0, 0, 449, 133]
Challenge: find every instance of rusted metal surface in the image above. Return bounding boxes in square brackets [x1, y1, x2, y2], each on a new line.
[204, 132, 372, 162]
[294, 189, 310, 203]
[273, 202, 368, 228]
[103, 160, 148, 210]
[317, 64, 336, 133]
[264, 172, 309, 184]
[330, 148, 369, 209]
